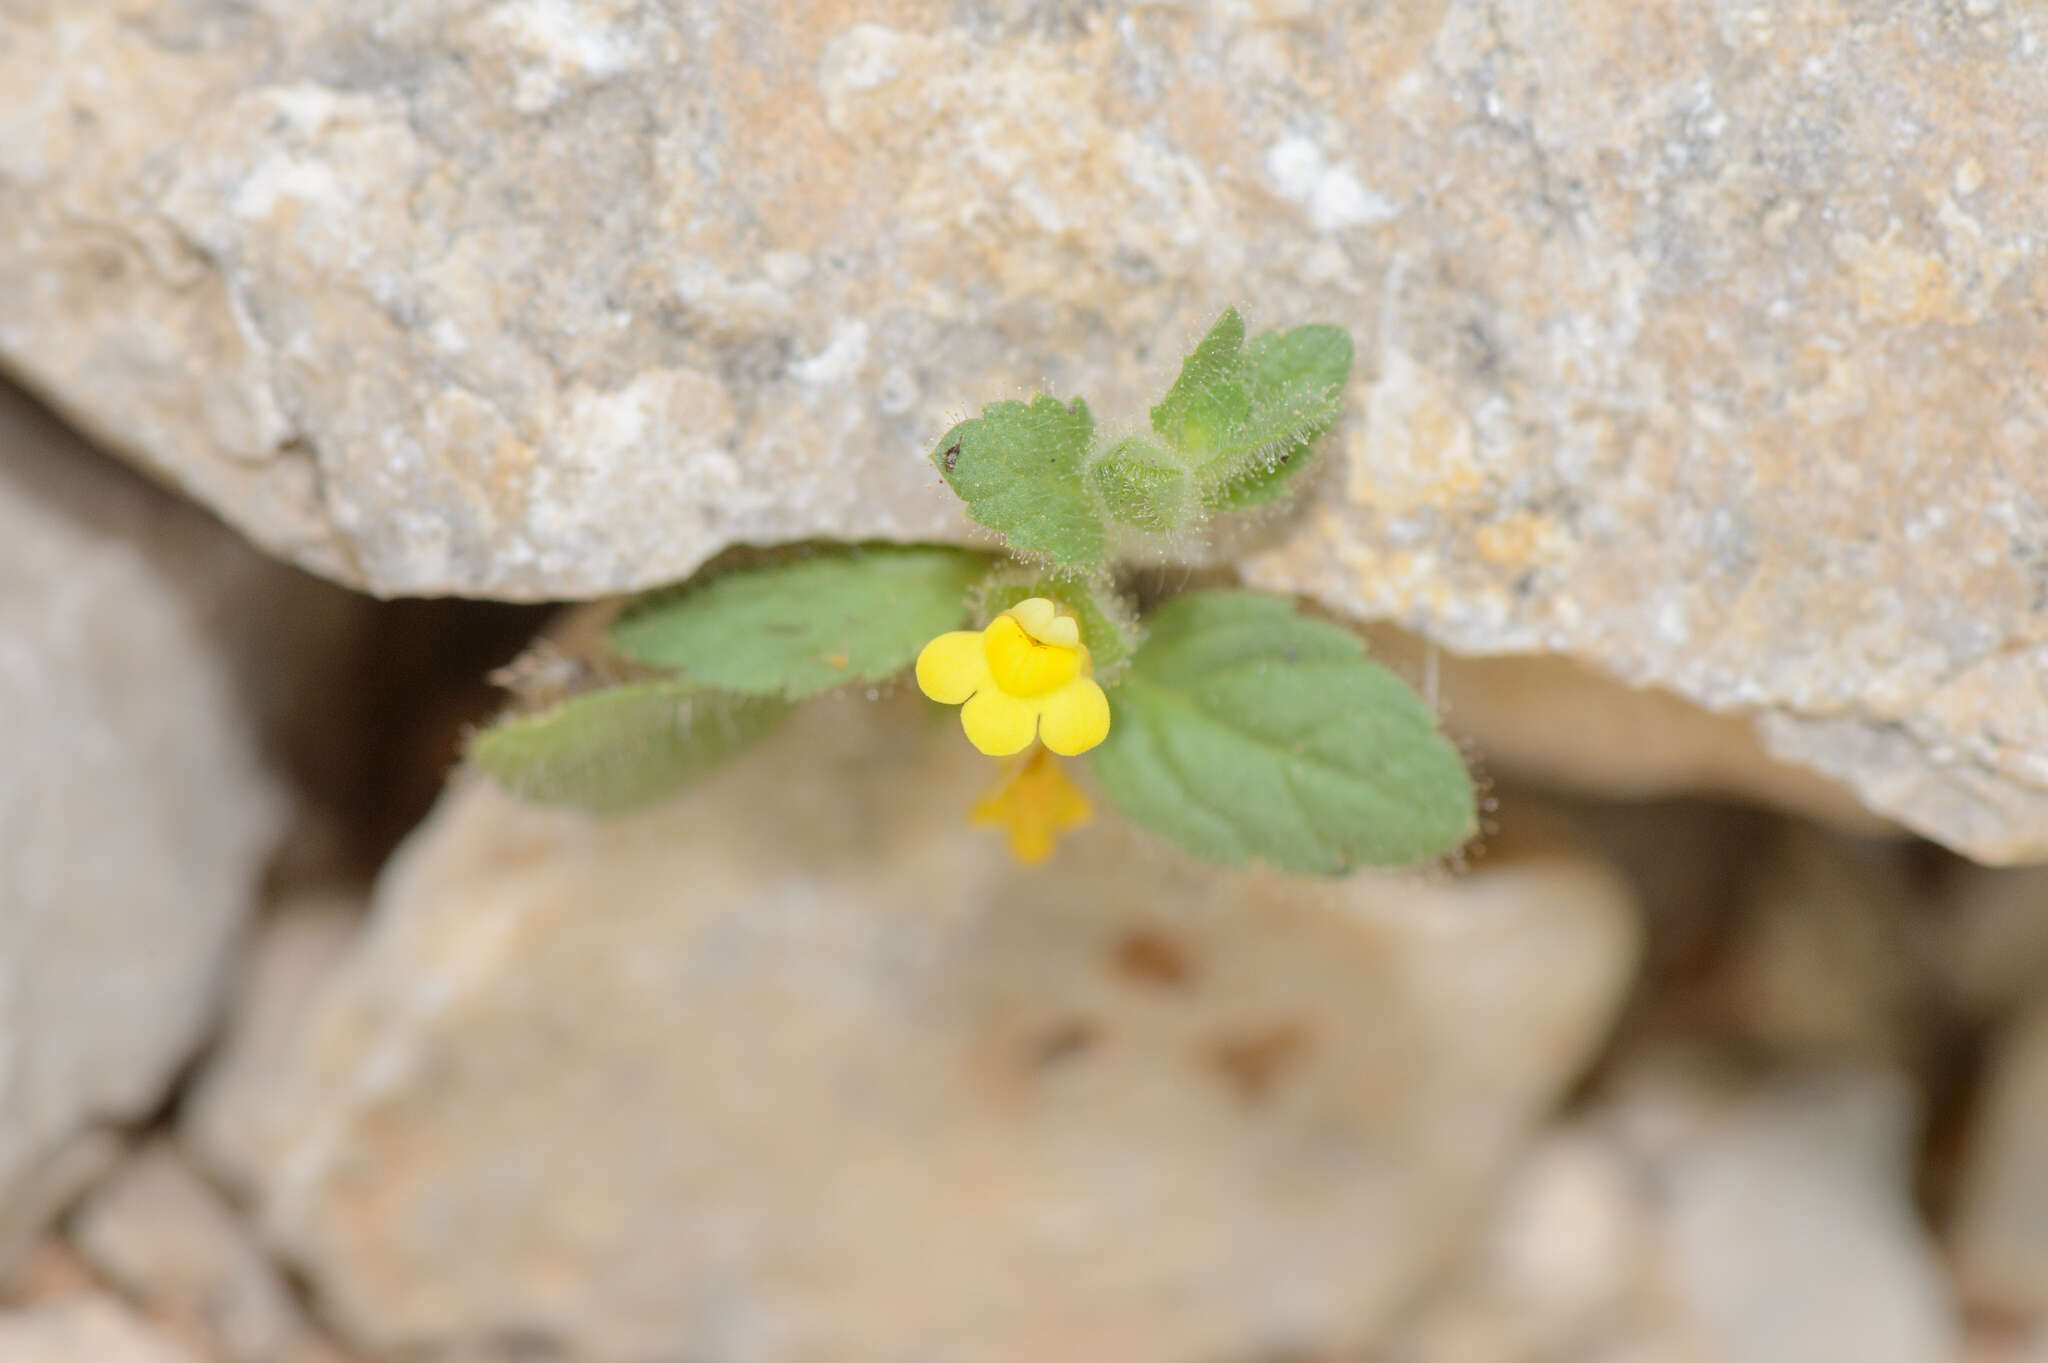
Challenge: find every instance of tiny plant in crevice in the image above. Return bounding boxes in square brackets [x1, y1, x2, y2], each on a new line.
[468, 307, 1478, 874]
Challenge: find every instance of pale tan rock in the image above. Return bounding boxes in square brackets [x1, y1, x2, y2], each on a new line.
[3, 2, 2045, 860]
[1375, 1124, 1663, 1363]
[1954, 999, 2048, 1318]
[0, 1241, 98, 1308]
[1748, 713, 2048, 870]
[1648, 1061, 1958, 1363]
[0, 383, 352, 1266]
[1480, 1132, 1647, 1327]
[1960, 1324, 2048, 1363]
[69, 1142, 303, 1363]
[228, 693, 1638, 1363]
[0, 1132, 121, 1287]
[182, 893, 366, 1197]
[1361, 627, 1894, 836]
[1388, 1051, 1962, 1363]
[0, 1297, 199, 1363]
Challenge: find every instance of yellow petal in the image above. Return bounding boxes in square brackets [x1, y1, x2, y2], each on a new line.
[1037, 677, 1111, 755]
[916, 631, 990, 704]
[1006, 826, 1057, 863]
[968, 767, 1022, 827]
[1007, 597, 1080, 649]
[983, 615, 1080, 697]
[960, 688, 1038, 755]
[1020, 752, 1093, 828]
[969, 780, 1057, 865]
[1041, 773, 1093, 826]
[970, 749, 1092, 865]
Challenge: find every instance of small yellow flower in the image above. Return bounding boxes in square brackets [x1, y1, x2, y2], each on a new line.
[972, 747, 1092, 864]
[915, 597, 1111, 756]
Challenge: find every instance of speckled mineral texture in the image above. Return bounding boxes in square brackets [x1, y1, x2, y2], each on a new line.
[3, 2, 2045, 859]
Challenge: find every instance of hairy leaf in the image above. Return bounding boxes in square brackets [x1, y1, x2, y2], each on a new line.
[1150, 308, 1250, 458]
[934, 395, 1105, 567]
[1201, 437, 1319, 511]
[469, 682, 788, 815]
[1089, 591, 1474, 873]
[1090, 435, 1190, 532]
[610, 543, 988, 697]
[1150, 308, 1354, 496]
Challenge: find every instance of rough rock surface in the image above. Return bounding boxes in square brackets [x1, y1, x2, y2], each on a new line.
[0, 384, 318, 1266]
[216, 694, 1637, 1363]
[3, 3, 2046, 860]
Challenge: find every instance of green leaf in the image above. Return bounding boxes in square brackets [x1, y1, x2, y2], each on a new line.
[934, 395, 1105, 567]
[1230, 322, 1351, 465]
[1201, 437, 1319, 512]
[1089, 591, 1474, 874]
[1150, 307, 1250, 458]
[975, 569, 1141, 673]
[468, 681, 788, 815]
[1245, 323, 1352, 427]
[1150, 308, 1354, 494]
[1090, 436, 1189, 532]
[609, 543, 988, 698]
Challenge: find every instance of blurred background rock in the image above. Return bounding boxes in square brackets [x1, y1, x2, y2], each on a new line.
[4, 2, 2047, 1360]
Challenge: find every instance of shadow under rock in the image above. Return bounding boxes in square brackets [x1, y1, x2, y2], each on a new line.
[0, 375, 549, 886]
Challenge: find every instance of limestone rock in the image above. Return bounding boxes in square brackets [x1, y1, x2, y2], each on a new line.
[1383, 1052, 1961, 1363]
[0, 384, 325, 1265]
[1361, 627, 1895, 837]
[1963, 1326, 2048, 1363]
[1651, 1062, 1958, 1363]
[1954, 999, 2048, 1318]
[183, 892, 366, 1197]
[3, 3, 2046, 860]
[0, 1240, 99, 1307]
[1476, 1131, 1648, 1331]
[224, 694, 1638, 1363]
[0, 1298, 198, 1363]
[1374, 1124, 1661, 1363]
[0, 1132, 121, 1286]
[69, 1142, 304, 1363]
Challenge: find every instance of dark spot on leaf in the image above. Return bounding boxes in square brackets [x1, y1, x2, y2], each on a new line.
[1281, 646, 1299, 662]
[1111, 929, 1195, 990]
[762, 621, 808, 637]
[1031, 1018, 1101, 1068]
[1207, 1023, 1313, 1104]
[942, 442, 961, 473]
